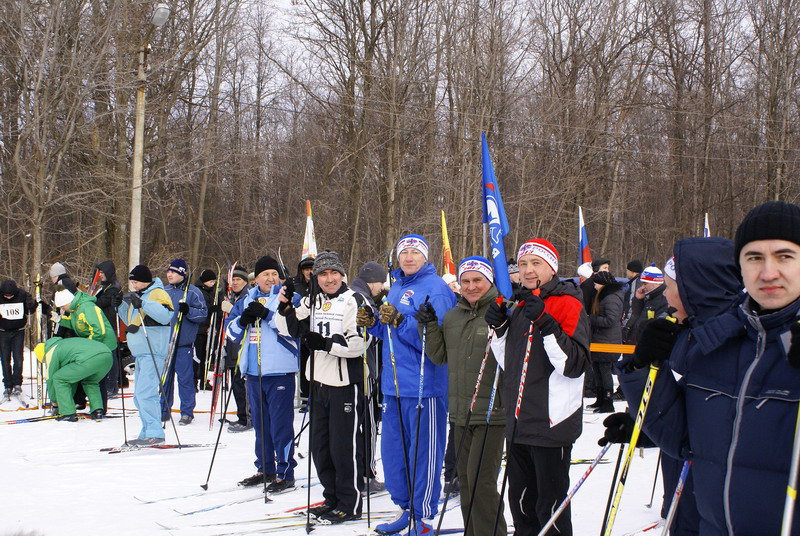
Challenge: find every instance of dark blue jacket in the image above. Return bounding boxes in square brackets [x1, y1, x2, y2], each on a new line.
[624, 237, 800, 534]
[165, 279, 208, 347]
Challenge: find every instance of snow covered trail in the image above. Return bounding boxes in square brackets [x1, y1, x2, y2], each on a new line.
[0, 383, 664, 536]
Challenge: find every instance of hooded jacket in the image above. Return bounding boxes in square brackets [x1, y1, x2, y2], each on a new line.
[367, 262, 456, 398]
[117, 277, 174, 358]
[164, 278, 208, 347]
[0, 280, 36, 331]
[622, 284, 669, 345]
[93, 260, 122, 330]
[59, 291, 117, 351]
[491, 277, 591, 447]
[424, 285, 505, 426]
[618, 238, 800, 535]
[588, 280, 624, 363]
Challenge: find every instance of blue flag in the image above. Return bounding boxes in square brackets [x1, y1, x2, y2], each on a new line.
[481, 133, 512, 299]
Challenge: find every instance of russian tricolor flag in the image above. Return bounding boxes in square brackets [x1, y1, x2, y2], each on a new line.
[578, 206, 592, 268]
[703, 213, 711, 237]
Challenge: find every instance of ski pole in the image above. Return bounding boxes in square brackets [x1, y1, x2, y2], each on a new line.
[201, 341, 244, 490]
[408, 296, 430, 534]
[600, 444, 625, 536]
[464, 363, 502, 535]
[434, 311, 499, 535]
[361, 318, 371, 528]
[493, 320, 535, 535]
[602, 362, 660, 536]
[306, 289, 317, 534]
[115, 310, 129, 446]
[538, 442, 614, 536]
[646, 451, 662, 508]
[137, 308, 181, 448]
[661, 460, 691, 535]
[782, 400, 800, 536]
[254, 317, 270, 503]
[382, 296, 416, 530]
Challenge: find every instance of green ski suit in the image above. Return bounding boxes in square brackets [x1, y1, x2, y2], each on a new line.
[44, 337, 113, 415]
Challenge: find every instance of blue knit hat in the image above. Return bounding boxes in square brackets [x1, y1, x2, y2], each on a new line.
[167, 258, 188, 277]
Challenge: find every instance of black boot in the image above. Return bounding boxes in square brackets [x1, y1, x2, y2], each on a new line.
[594, 392, 615, 413]
[587, 389, 604, 409]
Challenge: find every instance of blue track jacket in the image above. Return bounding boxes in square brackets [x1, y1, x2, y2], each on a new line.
[368, 262, 456, 398]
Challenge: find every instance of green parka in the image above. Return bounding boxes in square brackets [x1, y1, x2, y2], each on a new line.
[422, 286, 504, 426]
[59, 291, 117, 351]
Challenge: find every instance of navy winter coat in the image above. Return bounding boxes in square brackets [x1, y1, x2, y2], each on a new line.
[624, 237, 800, 534]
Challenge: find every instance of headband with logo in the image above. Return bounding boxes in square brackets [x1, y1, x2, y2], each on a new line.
[458, 256, 494, 283]
[396, 234, 429, 260]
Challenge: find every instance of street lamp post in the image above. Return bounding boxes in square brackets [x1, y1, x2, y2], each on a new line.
[128, 3, 171, 271]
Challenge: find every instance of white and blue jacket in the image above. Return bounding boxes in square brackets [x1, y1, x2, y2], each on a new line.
[225, 284, 300, 377]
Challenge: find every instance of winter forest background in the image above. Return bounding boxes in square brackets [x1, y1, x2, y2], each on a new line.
[2, 0, 800, 285]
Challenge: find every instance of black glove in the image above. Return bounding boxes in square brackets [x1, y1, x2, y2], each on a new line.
[239, 309, 257, 326]
[245, 300, 269, 320]
[39, 300, 52, 316]
[303, 331, 330, 352]
[379, 303, 403, 328]
[278, 282, 295, 313]
[521, 292, 546, 323]
[414, 302, 437, 324]
[484, 301, 509, 337]
[112, 292, 123, 308]
[126, 324, 140, 335]
[178, 301, 190, 314]
[632, 318, 680, 369]
[357, 307, 376, 328]
[593, 271, 616, 286]
[123, 292, 143, 310]
[598, 412, 635, 446]
[208, 304, 221, 314]
[788, 322, 800, 369]
[283, 280, 295, 300]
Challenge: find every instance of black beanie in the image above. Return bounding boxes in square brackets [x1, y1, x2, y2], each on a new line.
[129, 264, 153, 283]
[254, 256, 282, 278]
[626, 259, 644, 273]
[199, 269, 216, 283]
[591, 258, 610, 271]
[313, 250, 346, 276]
[734, 201, 800, 266]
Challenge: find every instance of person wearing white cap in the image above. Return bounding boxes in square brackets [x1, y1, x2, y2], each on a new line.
[621, 264, 669, 345]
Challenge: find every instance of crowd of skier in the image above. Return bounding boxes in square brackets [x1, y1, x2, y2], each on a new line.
[1, 199, 800, 535]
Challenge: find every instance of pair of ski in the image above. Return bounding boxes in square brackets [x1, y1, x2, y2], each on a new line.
[181, 492, 452, 536]
[1, 391, 31, 408]
[1, 412, 122, 425]
[101, 443, 216, 454]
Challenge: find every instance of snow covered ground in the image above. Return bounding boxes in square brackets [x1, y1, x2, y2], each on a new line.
[0, 365, 665, 536]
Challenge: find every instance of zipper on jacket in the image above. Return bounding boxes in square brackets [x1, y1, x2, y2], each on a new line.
[722, 314, 765, 535]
